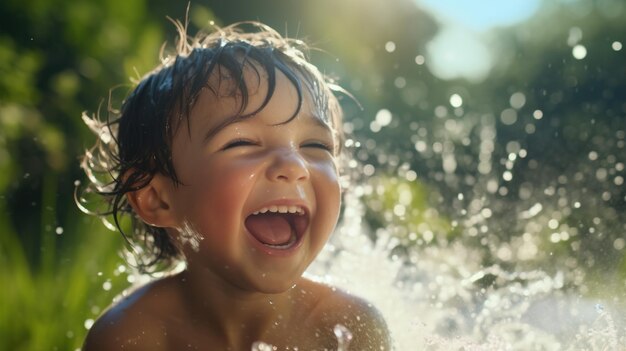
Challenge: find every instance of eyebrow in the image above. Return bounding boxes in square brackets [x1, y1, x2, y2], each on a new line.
[202, 115, 241, 144]
[301, 112, 334, 133]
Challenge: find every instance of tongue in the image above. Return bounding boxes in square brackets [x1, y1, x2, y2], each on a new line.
[245, 213, 293, 245]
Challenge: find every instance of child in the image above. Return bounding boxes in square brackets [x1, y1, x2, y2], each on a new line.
[81, 21, 390, 350]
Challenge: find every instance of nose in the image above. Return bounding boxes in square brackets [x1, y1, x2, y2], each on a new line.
[266, 148, 310, 182]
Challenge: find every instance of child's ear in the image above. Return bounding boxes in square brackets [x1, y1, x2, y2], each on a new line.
[126, 174, 178, 228]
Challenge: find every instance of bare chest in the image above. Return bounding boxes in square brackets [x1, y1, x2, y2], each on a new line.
[162, 318, 338, 351]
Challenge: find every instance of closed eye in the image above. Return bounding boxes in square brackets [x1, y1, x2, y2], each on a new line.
[302, 141, 333, 152]
[221, 139, 258, 150]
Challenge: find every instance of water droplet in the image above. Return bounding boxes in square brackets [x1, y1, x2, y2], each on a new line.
[567, 27, 583, 46]
[481, 208, 493, 218]
[394, 76, 406, 88]
[405, 170, 417, 181]
[434, 105, 448, 118]
[548, 219, 559, 229]
[550, 233, 561, 243]
[251, 341, 274, 351]
[84, 319, 94, 330]
[333, 324, 353, 351]
[449, 94, 463, 108]
[415, 140, 427, 153]
[55, 227, 64, 235]
[596, 168, 608, 181]
[393, 204, 406, 216]
[384, 41, 396, 53]
[502, 171, 513, 181]
[509, 92, 526, 109]
[375, 109, 392, 127]
[370, 121, 381, 133]
[595, 303, 605, 313]
[572, 45, 587, 60]
[500, 108, 518, 125]
[102, 280, 112, 291]
[612, 41, 622, 51]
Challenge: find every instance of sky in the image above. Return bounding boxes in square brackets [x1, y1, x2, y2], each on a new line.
[418, 0, 542, 31]
[416, 0, 542, 82]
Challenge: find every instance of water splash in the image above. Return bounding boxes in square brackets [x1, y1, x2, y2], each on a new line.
[250, 341, 274, 351]
[177, 219, 203, 252]
[306, 186, 626, 349]
[333, 324, 353, 351]
[250, 325, 353, 351]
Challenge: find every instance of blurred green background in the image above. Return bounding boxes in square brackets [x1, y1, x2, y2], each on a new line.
[1, 0, 625, 349]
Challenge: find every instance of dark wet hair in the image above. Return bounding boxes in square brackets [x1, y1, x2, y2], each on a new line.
[80, 21, 345, 273]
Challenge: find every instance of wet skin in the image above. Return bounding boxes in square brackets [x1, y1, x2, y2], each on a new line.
[83, 67, 390, 350]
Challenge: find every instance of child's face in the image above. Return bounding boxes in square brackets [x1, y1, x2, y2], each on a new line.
[166, 66, 341, 293]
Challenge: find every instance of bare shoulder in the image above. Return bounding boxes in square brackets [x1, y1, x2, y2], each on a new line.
[301, 279, 392, 350]
[82, 278, 176, 351]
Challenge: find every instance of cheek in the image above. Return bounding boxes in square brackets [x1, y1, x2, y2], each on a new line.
[175, 159, 260, 221]
[317, 159, 341, 190]
[314, 162, 342, 223]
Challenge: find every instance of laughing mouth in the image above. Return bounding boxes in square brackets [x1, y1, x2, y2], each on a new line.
[245, 205, 309, 250]
[252, 205, 305, 216]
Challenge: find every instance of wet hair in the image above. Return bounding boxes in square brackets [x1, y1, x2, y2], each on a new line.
[80, 21, 345, 274]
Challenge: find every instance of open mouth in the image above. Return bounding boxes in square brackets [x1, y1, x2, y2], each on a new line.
[244, 205, 309, 250]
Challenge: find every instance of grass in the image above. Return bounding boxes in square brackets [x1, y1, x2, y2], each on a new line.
[0, 190, 130, 350]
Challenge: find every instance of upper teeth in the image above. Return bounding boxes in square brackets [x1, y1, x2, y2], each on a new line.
[252, 205, 305, 215]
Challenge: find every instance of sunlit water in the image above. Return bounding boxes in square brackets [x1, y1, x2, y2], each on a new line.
[251, 325, 353, 351]
[305, 76, 625, 348]
[306, 190, 626, 349]
[302, 89, 626, 348]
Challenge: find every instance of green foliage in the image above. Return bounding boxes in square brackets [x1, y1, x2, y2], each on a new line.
[363, 174, 459, 246]
[0, 0, 168, 349]
[0, 214, 128, 350]
[0, 37, 42, 104]
[0, 170, 129, 350]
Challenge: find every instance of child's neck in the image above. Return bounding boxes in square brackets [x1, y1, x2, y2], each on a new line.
[172, 267, 306, 347]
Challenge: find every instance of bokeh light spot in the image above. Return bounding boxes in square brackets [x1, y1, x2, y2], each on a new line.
[449, 93, 463, 108]
[572, 45, 587, 60]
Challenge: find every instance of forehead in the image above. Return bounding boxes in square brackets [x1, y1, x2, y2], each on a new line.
[186, 62, 336, 136]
